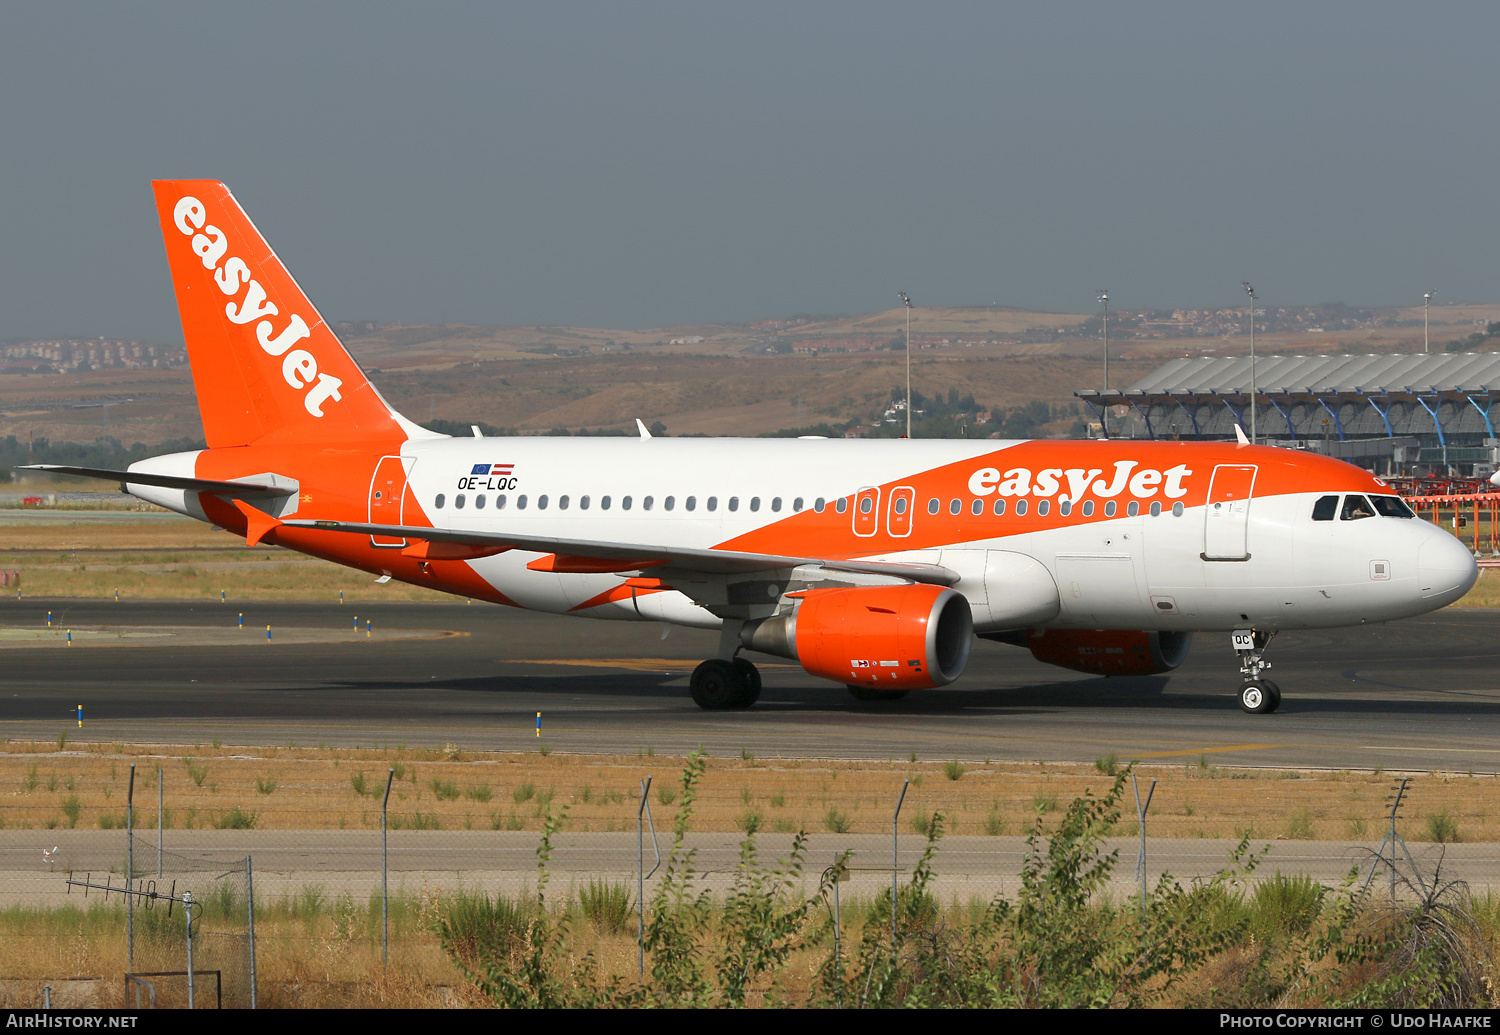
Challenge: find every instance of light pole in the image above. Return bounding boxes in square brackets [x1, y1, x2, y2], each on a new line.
[1098, 290, 1109, 437]
[898, 292, 913, 438]
[1242, 282, 1258, 445]
[1424, 289, 1436, 354]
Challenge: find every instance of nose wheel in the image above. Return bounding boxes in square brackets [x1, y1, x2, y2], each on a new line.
[689, 657, 761, 710]
[1232, 628, 1280, 714]
[1238, 679, 1281, 714]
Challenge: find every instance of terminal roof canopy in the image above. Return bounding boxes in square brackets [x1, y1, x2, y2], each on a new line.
[1086, 354, 1500, 397]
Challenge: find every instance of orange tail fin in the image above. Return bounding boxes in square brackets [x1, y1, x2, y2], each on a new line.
[151, 180, 422, 448]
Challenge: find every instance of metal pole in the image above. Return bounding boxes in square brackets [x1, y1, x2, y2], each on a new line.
[900, 293, 913, 438]
[246, 856, 256, 1009]
[184, 890, 195, 1010]
[381, 767, 393, 968]
[42, 986, 50, 1009]
[157, 769, 163, 879]
[1099, 291, 1109, 437]
[638, 774, 653, 980]
[832, 855, 841, 974]
[1132, 773, 1157, 911]
[891, 778, 909, 949]
[1249, 299, 1256, 445]
[126, 764, 135, 968]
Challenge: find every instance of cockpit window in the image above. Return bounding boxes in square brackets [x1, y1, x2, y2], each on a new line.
[1371, 495, 1415, 519]
[1340, 494, 1376, 520]
[1311, 495, 1338, 521]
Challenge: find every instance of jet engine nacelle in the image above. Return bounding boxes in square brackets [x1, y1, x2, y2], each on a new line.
[742, 583, 973, 690]
[1014, 628, 1193, 676]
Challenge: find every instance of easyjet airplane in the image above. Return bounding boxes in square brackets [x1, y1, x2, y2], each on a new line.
[20, 181, 1480, 714]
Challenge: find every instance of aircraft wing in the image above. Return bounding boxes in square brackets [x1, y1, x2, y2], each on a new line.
[279, 517, 959, 585]
[13, 464, 295, 497]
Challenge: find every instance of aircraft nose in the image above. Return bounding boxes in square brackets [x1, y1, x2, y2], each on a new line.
[1418, 529, 1478, 606]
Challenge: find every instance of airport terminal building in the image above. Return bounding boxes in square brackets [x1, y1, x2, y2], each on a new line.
[1077, 353, 1500, 477]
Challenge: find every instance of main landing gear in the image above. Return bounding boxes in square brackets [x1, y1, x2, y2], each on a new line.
[1233, 629, 1281, 714]
[689, 657, 761, 710]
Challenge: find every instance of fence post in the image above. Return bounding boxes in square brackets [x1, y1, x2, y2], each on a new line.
[126, 764, 135, 968]
[382, 767, 394, 968]
[1131, 772, 1157, 911]
[183, 890, 195, 1010]
[246, 856, 257, 1009]
[892, 778, 909, 950]
[157, 769, 163, 878]
[637, 774, 659, 981]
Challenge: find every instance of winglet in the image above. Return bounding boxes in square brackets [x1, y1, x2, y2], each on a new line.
[1234, 424, 1250, 446]
[635, 418, 652, 439]
[232, 499, 283, 546]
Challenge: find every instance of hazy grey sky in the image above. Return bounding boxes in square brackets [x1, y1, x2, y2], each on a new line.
[2, 2, 1496, 340]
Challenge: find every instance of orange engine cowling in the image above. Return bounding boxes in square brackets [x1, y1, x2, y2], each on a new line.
[1017, 628, 1193, 676]
[742, 583, 973, 690]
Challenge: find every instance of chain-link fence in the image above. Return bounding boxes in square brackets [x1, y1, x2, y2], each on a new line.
[1, 756, 1495, 1007]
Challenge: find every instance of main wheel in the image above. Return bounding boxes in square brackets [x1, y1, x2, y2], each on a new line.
[690, 659, 747, 710]
[731, 658, 762, 708]
[847, 685, 910, 703]
[1238, 680, 1276, 714]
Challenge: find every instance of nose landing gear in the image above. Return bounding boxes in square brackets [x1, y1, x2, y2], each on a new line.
[1233, 629, 1280, 714]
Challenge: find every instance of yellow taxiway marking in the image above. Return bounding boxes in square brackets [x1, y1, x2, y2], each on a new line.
[1131, 743, 1283, 759]
[512, 657, 793, 671]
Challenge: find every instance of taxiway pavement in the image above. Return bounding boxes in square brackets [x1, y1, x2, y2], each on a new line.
[2, 599, 1499, 771]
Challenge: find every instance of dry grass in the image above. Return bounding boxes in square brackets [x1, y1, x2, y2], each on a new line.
[0, 519, 453, 602]
[0, 741, 1496, 840]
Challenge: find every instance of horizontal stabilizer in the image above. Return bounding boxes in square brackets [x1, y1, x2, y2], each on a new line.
[14, 464, 295, 497]
[281, 518, 959, 585]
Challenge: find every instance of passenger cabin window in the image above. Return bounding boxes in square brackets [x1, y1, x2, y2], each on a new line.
[1081, 500, 1094, 517]
[497, 495, 507, 509]
[538, 495, 549, 510]
[750, 497, 761, 512]
[1015, 499, 1028, 516]
[706, 497, 717, 512]
[599, 496, 609, 510]
[1341, 494, 1376, 520]
[580, 495, 590, 510]
[791, 497, 801, 512]
[893, 496, 908, 515]
[1149, 502, 1162, 517]
[1172, 502, 1184, 517]
[1126, 501, 1138, 517]
[559, 495, 569, 510]
[664, 496, 675, 511]
[1037, 500, 1051, 516]
[971, 499, 983, 516]
[860, 496, 874, 514]
[455, 494, 466, 510]
[949, 498, 961, 515]
[927, 498, 940, 515]
[1372, 495, 1414, 518]
[1059, 501, 1072, 516]
[686, 497, 697, 512]
[517, 495, 528, 509]
[993, 499, 1006, 516]
[835, 498, 848, 514]
[1103, 500, 1115, 517]
[475, 494, 486, 509]
[1311, 495, 1339, 521]
[434, 494, 446, 509]
[814, 498, 826, 513]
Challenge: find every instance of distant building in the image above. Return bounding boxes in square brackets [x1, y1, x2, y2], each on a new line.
[1078, 352, 1500, 476]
